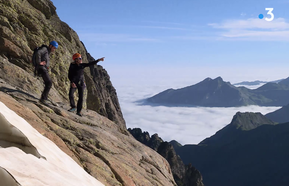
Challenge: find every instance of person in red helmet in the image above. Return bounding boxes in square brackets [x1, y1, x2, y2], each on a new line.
[68, 53, 105, 116]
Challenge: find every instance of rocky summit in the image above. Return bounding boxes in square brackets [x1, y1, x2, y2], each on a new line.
[0, 0, 182, 185]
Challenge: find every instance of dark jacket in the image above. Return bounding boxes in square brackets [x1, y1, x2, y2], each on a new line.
[68, 60, 99, 85]
[36, 45, 51, 69]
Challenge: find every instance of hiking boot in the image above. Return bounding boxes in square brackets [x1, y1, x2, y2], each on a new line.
[39, 99, 49, 106]
[68, 107, 76, 112]
[76, 112, 82, 117]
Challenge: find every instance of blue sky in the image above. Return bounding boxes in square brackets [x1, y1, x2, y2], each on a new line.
[50, 0, 289, 143]
[51, 0, 289, 79]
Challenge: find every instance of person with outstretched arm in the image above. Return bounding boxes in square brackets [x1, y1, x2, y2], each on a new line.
[36, 41, 58, 105]
[68, 53, 105, 116]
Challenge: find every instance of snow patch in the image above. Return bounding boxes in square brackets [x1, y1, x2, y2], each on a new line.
[0, 102, 104, 186]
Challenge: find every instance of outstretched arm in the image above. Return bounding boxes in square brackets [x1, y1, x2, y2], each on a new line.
[96, 57, 105, 62]
[82, 57, 105, 67]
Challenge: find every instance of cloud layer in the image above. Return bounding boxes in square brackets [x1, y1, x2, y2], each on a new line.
[108, 67, 282, 145]
[123, 102, 278, 145]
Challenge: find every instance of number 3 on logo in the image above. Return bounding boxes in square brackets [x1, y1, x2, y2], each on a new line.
[265, 8, 274, 22]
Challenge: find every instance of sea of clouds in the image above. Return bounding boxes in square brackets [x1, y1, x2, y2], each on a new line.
[104, 65, 286, 145]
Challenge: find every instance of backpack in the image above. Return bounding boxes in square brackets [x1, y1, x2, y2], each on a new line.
[31, 45, 47, 76]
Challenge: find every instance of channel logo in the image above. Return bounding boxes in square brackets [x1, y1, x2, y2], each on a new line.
[258, 8, 274, 21]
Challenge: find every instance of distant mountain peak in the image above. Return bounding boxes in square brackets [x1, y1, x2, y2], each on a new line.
[230, 112, 275, 130]
[201, 77, 227, 86]
[203, 77, 213, 82]
[215, 76, 223, 81]
[199, 112, 277, 146]
[169, 140, 183, 149]
[146, 76, 289, 107]
[203, 77, 223, 82]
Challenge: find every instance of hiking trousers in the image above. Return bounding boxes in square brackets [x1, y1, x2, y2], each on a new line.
[69, 83, 85, 113]
[38, 67, 52, 100]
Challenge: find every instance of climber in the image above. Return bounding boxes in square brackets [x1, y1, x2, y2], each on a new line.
[35, 41, 58, 106]
[68, 53, 105, 116]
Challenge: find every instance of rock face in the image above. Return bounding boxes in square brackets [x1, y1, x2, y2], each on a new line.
[0, 0, 125, 129]
[229, 112, 275, 130]
[128, 128, 165, 151]
[84, 49, 126, 130]
[174, 112, 289, 186]
[0, 0, 177, 185]
[0, 85, 176, 186]
[158, 142, 204, 186]
[129, 128, 204, 186]
[128, 128, 151, 145]
[146, 76, 289, 107]
[158, 142, 186, 185]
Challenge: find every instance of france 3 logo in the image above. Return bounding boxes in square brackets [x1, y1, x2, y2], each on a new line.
[258, 8, 274, 22]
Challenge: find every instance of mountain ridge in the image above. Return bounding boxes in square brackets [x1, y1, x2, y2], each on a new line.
[233, 79, 283, 86]
[266, 103, 289, 123]
[146, 76, 289, 107]
[173, 112, 289, 186]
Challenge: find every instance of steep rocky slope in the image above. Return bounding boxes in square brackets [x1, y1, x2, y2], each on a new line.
[0, 0, 178, 185]
[128, 128, 204, 186]
[0, 81, 177, 186]
[0, 0, 125, 129]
